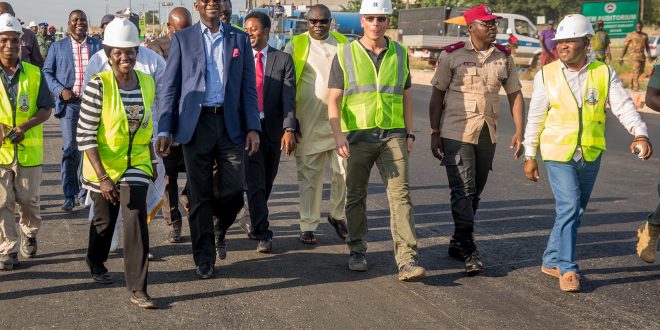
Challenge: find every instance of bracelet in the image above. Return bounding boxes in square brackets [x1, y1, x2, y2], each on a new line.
[98, 174, 110, 182]
[151, 159, 159, 164]
[284, 128, 295, 133]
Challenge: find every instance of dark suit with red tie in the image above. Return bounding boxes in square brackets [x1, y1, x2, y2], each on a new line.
[245, 46, 296, 240]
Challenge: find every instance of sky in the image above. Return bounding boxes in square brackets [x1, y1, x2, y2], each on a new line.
[9, 0, 248, 31]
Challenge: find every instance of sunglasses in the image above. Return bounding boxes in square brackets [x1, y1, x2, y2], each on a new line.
[308, 18, 330, 25]
[472, 20, 499, 28]
[364, 16, 387, 23]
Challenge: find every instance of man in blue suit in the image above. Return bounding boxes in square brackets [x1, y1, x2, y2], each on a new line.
[157, 0, 261, 279]
[42, 10, 102, 211]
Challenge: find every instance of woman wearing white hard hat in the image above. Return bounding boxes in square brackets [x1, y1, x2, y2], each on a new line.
[522, 14, 652, 292]
[77, 17, 158, 308]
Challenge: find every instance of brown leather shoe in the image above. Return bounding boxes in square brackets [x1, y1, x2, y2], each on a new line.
[541, 265, 560, 279]
[637, 222, 660, 263]
[559, 271, 580, 292]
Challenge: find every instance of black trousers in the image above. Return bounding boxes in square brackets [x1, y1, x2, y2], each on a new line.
[162, 144, 186, 226]
[441, 126, 496, 236]
[245, 132, 281, 240]
[87, 183, 149, 292]
[182, 111, 245, 267]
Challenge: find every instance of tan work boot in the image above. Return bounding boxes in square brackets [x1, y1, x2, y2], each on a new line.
[559, 271, 580, 292]
[637, 222, 660, 263]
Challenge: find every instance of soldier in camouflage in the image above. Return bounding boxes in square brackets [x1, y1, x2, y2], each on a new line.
[620, 22, 651, 91]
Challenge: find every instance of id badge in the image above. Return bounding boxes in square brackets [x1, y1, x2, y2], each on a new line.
[18, 94, 29, 112]
[466, 67, 477, 75]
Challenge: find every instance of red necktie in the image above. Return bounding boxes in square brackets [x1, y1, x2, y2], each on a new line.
[255, 52, 264, 113]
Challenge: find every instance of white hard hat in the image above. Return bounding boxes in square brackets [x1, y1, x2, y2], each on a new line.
[0, 14, 24, 37]
[103, 17, 140, 48]
[28, 21, 37, 28]
[553, 14, 594, 41]
[360, 0, 393, 15]
[506, 28, 513, 34]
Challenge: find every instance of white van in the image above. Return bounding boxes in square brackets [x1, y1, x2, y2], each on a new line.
[495, 13, 542, 66]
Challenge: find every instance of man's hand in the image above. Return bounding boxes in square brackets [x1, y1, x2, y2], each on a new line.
[524, 159, 540, 182]
[280, 130, 296, 156]
[155, 136, 172, 158]
[245, 130, 260, 156]
[431, 133, 443, 160]
[11, 126, 25, 144]
[510, 132, 523, 159]
[61, 89, 75, 101]
[630, 135, 653, 160]
[100, 178, 120, 204]
[406, 136, 414, 154]
[334, 134, 350, 159]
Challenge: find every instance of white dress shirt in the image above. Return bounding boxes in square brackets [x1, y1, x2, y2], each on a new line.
[523, 60, 649, 159]
[252, 47, 268, 119]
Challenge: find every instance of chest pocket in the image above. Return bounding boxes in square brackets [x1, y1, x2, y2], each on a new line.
[485, 58, 508, 93]
[453, 64, 483, 93]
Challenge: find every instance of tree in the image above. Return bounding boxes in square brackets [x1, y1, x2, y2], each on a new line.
[341, 0, 362, 12]
[145, 10, 159, 25]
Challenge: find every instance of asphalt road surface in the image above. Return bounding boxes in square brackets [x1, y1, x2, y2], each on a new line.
[1, 85, 659, 329]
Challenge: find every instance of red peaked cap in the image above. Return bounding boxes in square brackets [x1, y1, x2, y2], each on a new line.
[463, 4, 502, 24]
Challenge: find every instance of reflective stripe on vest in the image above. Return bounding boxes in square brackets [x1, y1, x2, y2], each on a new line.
[540, 60, 609, 162]
[231, 24, 244, 31]
[337, 39, 408, 132]
[82, 70, 155, 183]
[0, 62, 43, 166]
[290, 31, 348, 84]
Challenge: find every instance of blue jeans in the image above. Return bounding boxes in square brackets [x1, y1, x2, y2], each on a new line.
[543, 155, 601, 275]
[59, 103, 82, 199]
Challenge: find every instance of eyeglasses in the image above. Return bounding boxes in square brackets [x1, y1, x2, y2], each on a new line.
[472, 20, 499, 28]
[308, 19, 330, 25]
[364, 16, 387, 23]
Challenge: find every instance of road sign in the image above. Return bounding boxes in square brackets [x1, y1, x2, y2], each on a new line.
[161, 2, 174, 6]
[139, 16, 146, 38]
[582, 1, 639, 38]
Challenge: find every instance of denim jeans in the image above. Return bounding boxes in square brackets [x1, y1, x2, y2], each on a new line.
[59, 103, 82, 199]
[543, 155, 602, 275]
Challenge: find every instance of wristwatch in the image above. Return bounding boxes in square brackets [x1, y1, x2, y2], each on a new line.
[524, 156, 535, 161]
[406, 133, 416, 141]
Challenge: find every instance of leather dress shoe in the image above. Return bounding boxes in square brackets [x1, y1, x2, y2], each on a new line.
[257, 238, 272, 253]
[61, 197, 75, 212]
[328, 216, 348, 240]
[215, 236, 227, 260]
[196, 263, 215, 279]
[238, 216, 256, 240]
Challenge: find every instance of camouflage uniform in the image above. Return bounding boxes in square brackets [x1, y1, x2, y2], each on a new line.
[624, 31, 649, 91]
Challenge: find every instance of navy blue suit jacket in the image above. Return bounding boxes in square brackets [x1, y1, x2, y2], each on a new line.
[158, 22, 261, 144]
[42, 36, 102, 118]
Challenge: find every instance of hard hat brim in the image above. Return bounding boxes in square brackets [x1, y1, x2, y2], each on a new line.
[102, 41, 140, 48]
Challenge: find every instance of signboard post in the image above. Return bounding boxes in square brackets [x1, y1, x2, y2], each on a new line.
[582, 1, 639, 38]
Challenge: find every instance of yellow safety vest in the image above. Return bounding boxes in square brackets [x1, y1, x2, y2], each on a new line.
[231, 24, 244, 31]
[0, 62, 43, 167]
[289, 31, 348, 84]
[337, 39, 409, 132]
[540, 60, 609, 162]
[82, 70, 154, 183]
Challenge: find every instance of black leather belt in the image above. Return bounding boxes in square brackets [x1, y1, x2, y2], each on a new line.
[202, 105, 224, 114]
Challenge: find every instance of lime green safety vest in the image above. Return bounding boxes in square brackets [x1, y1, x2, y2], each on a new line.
[231, 24, 244, 31]
[289, 31, 348, 84]
[82, 70, 154, 183]
[540, 60, 610, 162]
[0, 62, 43, 167]
[337, 39, 409, 132]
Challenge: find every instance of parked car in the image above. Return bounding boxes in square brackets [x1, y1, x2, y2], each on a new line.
[649, 35, 659, 59]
